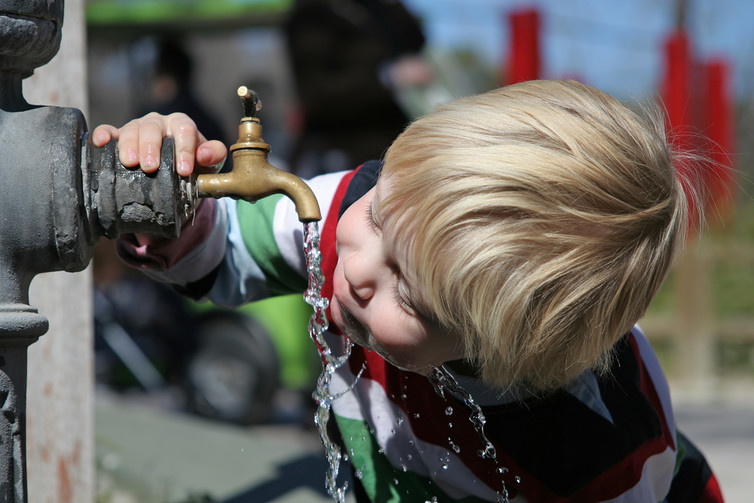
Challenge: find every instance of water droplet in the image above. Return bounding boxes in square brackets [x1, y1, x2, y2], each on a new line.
[515, 476, 521, 484]
[393, 478, 400, 485]
[497, 467, 509, 474]
[439, 451, 451, 470]
[413, 413, 421, 419]
[430, 364, 505, 496]
[396, 417, 404, 426]
[448, 437, 461, 453]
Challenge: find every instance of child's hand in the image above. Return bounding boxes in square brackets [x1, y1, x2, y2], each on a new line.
[91, 112, 227, 177]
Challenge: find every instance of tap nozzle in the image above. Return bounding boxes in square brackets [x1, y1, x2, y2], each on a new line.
[238, 86, 262, 118]
[195, 87, 321, 222]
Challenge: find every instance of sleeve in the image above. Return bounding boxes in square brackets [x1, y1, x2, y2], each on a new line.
[116, 198, 228, 287]
[117, 170, 350, 306]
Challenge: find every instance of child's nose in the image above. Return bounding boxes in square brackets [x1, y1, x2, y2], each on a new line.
[350, 282, 375, 302]
[343, 255, 376, 301]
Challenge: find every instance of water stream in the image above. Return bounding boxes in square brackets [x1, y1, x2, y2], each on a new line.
[303, 221, 352, 502]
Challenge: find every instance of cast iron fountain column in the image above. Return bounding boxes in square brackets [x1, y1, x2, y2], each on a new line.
[0, 2, 188, 501]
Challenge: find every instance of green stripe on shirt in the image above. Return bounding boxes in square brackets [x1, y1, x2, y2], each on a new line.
[236, 195, 307, 295]
[335, 414, 485, 502]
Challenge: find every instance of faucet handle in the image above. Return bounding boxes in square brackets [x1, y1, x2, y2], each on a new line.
[238, 86, 262, 119]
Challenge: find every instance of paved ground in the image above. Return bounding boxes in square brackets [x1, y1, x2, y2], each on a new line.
[95, 389, 355, 503]
[95, 386, 754, 503]
[673, 401, 754, 503]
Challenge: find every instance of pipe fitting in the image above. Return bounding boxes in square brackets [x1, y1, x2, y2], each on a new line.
[84, 134, 193, 240]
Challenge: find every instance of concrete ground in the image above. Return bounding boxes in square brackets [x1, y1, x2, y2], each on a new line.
[672, 381, 754, 503]
[95, 385, 754, 503]
[675, 403, 754, 503]
[95, 389, 355, 503]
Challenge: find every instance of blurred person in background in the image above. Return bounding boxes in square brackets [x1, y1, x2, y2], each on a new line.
[283, 0, 434, 178]
[143, 38, 230, 171]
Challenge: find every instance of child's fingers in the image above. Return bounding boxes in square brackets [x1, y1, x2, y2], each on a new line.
[137, 115, 169, 174]
[91, 124, 119, 147]
[117, 118, 145, 168]
[167, 113, 228, 176]
[98, 112, 224, 176]
[195, 140, 228, 174]
[167, 114, 200, 176]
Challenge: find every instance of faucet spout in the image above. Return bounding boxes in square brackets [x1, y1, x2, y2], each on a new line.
[195, 87, 321, 222]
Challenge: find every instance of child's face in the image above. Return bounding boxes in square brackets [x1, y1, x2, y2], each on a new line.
[331, 181, 462, 374]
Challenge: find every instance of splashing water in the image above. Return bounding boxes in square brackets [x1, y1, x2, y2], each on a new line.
[304, 222, 358, 502]
[429, 366, 513, 503]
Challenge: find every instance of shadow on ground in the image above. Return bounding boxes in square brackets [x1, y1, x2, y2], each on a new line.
[222, 453, 334, 502]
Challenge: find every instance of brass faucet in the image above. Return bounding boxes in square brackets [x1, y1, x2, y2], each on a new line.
[195, 87, 321, 222]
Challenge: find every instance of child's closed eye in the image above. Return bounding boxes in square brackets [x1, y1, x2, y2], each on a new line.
[364, 203, 381, 234]
[393, 279, 415, 315]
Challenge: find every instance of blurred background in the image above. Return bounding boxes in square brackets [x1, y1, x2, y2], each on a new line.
[80, 0, 754, 501]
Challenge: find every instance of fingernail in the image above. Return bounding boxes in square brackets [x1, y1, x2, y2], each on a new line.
[92, 131, 104, 145]
[143, 154, 157, 169]
[178, 160, 191, 176]
[126, 148, 138, 164]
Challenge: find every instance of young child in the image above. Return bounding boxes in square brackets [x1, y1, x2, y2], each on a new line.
[93, 80, 723, 502]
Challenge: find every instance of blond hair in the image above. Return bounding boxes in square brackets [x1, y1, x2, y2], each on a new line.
[377, 80, 691, 393]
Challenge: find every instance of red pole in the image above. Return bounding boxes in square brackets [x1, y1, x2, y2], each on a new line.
[661, 29, 693, 151]
[660, 28, 701, 230]
[505, 8, 540, 85]
[701, 58, 735, 224]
